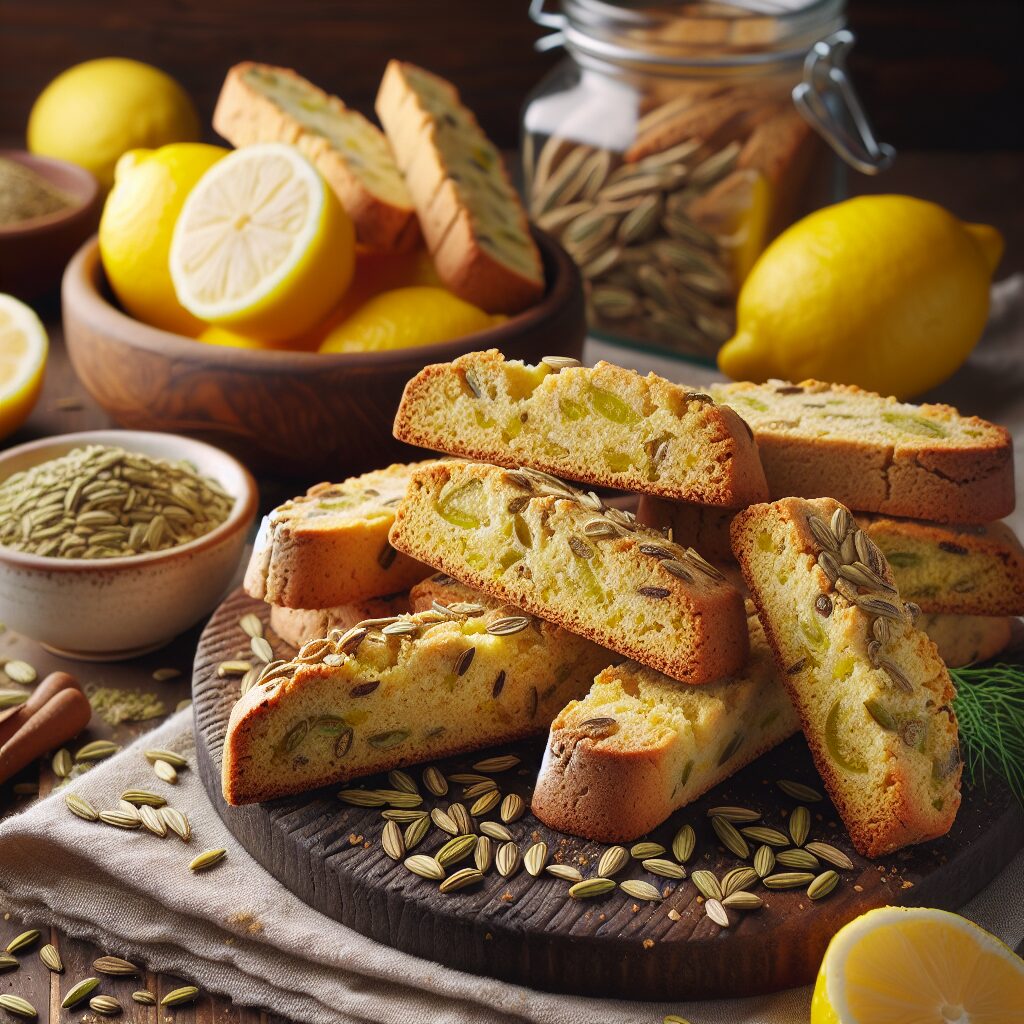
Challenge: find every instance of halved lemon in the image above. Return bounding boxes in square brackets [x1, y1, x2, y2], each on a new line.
[0, 294, 48, 441]
[169, 143, 355, 343]
[812, 906, 1024, 1024]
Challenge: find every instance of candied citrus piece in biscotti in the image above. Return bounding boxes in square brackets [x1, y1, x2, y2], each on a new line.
[222, 603, 616, 804]
[243, 462, 441, 609]
[393, 350, 768, 507]
[531, 610, 799, 843]
[387, 461, 749, 684]
[730, 497, 961, 858]
[709, 379, 1014, 524]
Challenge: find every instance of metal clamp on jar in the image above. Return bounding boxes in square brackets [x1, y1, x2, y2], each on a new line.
[523, 0, 892, 362]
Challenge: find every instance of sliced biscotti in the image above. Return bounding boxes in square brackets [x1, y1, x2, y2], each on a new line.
[919, 613, 1013, 669]
[376, 61, 543, 314]
[388, 461, 749, 683]
[394, 350, 768, 506]
[213, 62, 418, 252]
[710, 379, 1014, 524]
[222, 601, 615, 804]
[731, 497, 961, 858]
[269, 596, 410, 651]
[532, 610, 799, 842]
[244, 462, 439, 609]
[638, 497, 1024, 617]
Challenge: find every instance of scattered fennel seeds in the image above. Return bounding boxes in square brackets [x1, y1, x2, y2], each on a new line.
[0, 995, 36, 1019]
[62, 978, 100, 1008]
[189, 849, 227, 872]
[161, 986, 200, 1007]
[5, 930, 40, 954]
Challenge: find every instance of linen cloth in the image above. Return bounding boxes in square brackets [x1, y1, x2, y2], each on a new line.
[1, 277, 1023, 1024]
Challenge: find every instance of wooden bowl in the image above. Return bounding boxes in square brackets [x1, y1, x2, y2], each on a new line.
[62, 229, 585, 479]
[0, 150, 100, 300]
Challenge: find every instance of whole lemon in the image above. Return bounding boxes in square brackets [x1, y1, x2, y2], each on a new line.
[318, 286, 502, 354]
[717, 195, 1003, 399]
[99, 143, 228, 336]
[28, 58, 200, 191]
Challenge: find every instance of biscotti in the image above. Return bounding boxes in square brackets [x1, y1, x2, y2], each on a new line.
[639, 497, 1024, 617]
[388, 461, 749, 683]
[222, 602, 615, 804]
[918, 613, 1013, 669]
[731, 497, 961, 857]
[269, 597, 409, 651]
[532, 610, 799, 842]
[376, 61, 543, 314]
[394, 350, 768, 506]
[710, 379, 1014, 524]
[244, 462, 438, 609]
[213, 62, 418, 252]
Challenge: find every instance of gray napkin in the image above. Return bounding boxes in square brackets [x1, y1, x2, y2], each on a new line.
[2, 278, 1023, 1024]
[0, 710, 1021, 1024]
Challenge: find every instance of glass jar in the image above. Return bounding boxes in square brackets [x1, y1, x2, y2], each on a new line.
[522, 0, 889, 363]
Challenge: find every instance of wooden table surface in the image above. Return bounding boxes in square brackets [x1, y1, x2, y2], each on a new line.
[1, 150, 1022, 1024]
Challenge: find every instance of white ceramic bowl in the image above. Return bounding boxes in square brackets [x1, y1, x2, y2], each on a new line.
[0, 430, 257, 659]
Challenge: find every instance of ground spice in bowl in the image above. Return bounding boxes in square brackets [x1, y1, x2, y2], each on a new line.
[0, 156, 74, 226]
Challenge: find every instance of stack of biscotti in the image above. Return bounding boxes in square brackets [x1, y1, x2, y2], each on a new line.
[638, 378, 1021, 669]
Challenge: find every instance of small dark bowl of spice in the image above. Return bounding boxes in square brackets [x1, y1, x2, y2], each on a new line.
[0, 150, 100, 300]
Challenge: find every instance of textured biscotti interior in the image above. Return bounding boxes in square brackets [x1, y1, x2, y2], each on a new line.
[711, 379, 1014, 523]
[376, 61, 543, 313]
[640, 496, 1024, 618]
[244, 461, 437, 608]
[388, 461, 750, 683]
[394, 350, 768, 506]
[213, 62, 417, 251]
[918, 613, 1013, 669]
[864, 517, 1024, 616]
[223, 602, 616, 804]
[731, 497, 961, 858]
[532, 612, 799, 842]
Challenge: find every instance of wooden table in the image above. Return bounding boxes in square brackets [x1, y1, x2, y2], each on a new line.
[2, 150, 1022, 1024]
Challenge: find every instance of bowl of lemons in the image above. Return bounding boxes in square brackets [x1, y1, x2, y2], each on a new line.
[62, 141, 584, 477]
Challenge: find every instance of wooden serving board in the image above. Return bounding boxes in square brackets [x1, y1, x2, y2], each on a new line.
[194, 588, 1024, 1001]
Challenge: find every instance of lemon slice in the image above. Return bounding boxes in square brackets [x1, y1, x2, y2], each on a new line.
[0, 294, 48, 441]
[169, 142, 354, 342]
[812, 906, 1024, 1024]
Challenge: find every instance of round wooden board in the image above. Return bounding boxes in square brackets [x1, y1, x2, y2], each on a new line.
[194, 588, 1024, 1001]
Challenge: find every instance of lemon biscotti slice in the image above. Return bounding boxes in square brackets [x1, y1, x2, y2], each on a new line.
[639, 497, 1024, 617]
[213, 62, 418, 252]
[244, 462, 439, 609]
[376, 61, 543, 314]
[710, 380, 1013, 524]
[532, 610, 799, 842]
[388, 461, 749, 683]
[223, 602, 615, 804]
[731, 497, 961, 858]
[394, 350, 768, 506]
[918, 613, 1013, 669]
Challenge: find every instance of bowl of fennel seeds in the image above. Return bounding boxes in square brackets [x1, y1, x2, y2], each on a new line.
[0, 430, 256, 659]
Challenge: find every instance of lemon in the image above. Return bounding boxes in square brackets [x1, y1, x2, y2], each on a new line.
[0, 295, 48, 441]
[99, 143, 228, 336]
[318, 286, 501, 354]
[718, 196, 1004, 399]
[812, 906, 1024, 1024]
[196, 325, 320, 352]
[170, 143, 355, 344]
[28, 58, 200, 191]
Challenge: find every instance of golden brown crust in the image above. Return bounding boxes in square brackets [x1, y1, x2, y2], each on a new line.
[389, 461, 749, 683]
[393, 351, 768, 506]
[268, 597, 409, 650]
[375, 61, 543, 314]
[730, 497, 961, 858]
[712, 380, 1015, 524]
[213, 61, 418, 252]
